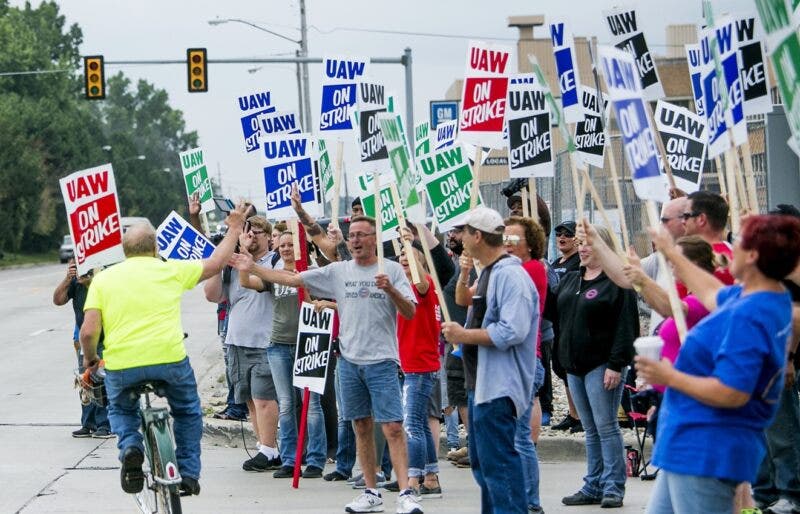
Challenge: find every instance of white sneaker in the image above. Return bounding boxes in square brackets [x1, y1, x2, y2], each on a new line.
[396, 489, 423, 514]
[345, 489, 384, 513]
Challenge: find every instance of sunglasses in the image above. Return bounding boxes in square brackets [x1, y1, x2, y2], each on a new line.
[555, 230, 574, 237]
[680, 211, 701, 220]
[503, 234, 521, 246]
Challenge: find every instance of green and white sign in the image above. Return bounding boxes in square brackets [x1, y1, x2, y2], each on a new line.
[377, 113, 426, 223]
[357, 173, 400, 242]
[414, 121, 431, 158]
[179, 147, 214, 212]
[316, 139, 335, 202]
[417, 145, 481, 230]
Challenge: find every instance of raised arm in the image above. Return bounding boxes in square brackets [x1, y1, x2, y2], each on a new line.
[291, 182, 337, 259]
[577, 219, 631, 288]
[53, 260, 76, 306]
[231, 252, 304, 289]
[199, 203, 248, 282]
[187, 192, 204, 234]
[454, 254, 476, 307]
[622, 256, 682, 319]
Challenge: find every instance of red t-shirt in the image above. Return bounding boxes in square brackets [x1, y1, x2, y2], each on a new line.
[675, 241, 735, 297]
[521, 259, 547, 358]
[397, 276, 441, 373]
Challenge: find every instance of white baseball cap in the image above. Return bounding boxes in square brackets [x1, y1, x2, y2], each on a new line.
[456, 207, 505, 234]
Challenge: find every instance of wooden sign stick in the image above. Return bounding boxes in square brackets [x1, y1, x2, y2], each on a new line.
[527, 178, 539, 223]
[373, 172, 384, 274]
[470, 147, 483, 209]
[415, 222, 451, 324]
[388, 184, 421, 284]
[331, 141, 344, 229]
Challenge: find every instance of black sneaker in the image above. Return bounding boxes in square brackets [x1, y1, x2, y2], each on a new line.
[324, 470, 350, 482]
[72, 426, 92, 438]
[302, 465, 324, 478]
[273, 465, 295, 478]
[120, 447, 145, 494]
[552, 415, 578, 431]
[562, 491, 601, 506]
[382, 480, 400, 492]
[242, 453, 282, 472]
[92, 428, 115, 439]
[569, 420, 584, 433]
[179, 477, 201, 496]
[420, 482, 442, 499]
[601, 496, 623, 508]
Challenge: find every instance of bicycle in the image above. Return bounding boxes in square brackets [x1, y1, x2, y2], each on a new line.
[79, 372, 183, 514]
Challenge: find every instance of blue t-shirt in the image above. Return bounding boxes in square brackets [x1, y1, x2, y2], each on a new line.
[653, 285, 793, 483]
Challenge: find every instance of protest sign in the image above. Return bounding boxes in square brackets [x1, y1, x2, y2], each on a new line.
[414, 121, 431, 158]
[603, 6, 664, 100]
[418, 145, 482, 230]
[458, 41, 512, 148]
[574, 86, 608, 168]
[59, 164, 125, 276]
[599, 46, 668, 202]
[257, 110, 301, 137]
[316, 139, 335, 202]
[714, 16, 748, 145]
[237, 90, 276, 153]
[433, 120, 457, 151]
[685, 44, 706, 117]
[156, 211, 215, 260]
[505, 74, 553, 177]
[549, 21, 584, 124]
[734, 15, 772, 115]
[699, 27, 732, 159]
[357, 80, 390, 172]
[430, 100, 459, 128]
[377, 113, 426, 223]
[179, 147, 214, 212]
[654, 101, 708, 193]
[319, 55, 369, 136]
[261, 133, 319, 220]
[357, 172, 400, 242]
[293, 302, 334, 395]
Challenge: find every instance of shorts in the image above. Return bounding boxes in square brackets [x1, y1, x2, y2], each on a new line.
[428, 373, 443, 419]
[446, 373, 468, 408]
[337, 357, 403, 423]
[533, 359, 545, 398]
[228, 345, 276, 403]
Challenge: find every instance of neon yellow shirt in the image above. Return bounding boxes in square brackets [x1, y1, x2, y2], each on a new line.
[84, 256, 202, 370]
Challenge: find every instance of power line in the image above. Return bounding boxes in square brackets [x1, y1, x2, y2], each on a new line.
[0, 68, 73, 77]
[308, 24, 518, 41]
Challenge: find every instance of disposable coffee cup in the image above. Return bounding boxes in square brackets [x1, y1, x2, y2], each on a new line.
[634, 336, 664, 361]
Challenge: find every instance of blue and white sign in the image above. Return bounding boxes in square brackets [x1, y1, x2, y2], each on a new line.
[433, 120, 457, 151]
[261, 133, 320, 220]
[257, 110, 301, 138]
[429, 100, 459, 129]
[599, 45, 668, 202]
[237, 90, 276, 153]
[156, 211, 215, 261]
[319, 55, 369, 137]
[699, 27, 732, 158]
[685, 43, 705, 118]
[715, 15, 748, 146]
[549, 20, 584, 124]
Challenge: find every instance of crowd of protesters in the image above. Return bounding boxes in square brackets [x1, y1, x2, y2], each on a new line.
[60, 182, 800, 514]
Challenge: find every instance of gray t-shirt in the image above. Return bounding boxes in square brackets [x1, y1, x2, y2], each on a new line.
[270, 259, 300, 345]
[640, 252, 666, 333]
[300, 259, 416, 365]
[223, 252, 275, 349]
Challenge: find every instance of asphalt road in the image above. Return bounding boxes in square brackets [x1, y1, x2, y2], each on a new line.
[0, 263, 655, 513]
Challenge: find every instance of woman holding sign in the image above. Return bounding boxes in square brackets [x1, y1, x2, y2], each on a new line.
[636, 215, 800, 514]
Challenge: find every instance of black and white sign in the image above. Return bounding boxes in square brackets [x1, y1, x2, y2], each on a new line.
[505, 74, 553, 177]
[654, 100, 708, 193]
[734, 15, 772, 116]
[603, 7, 664, 100]
[574, 86, 608, 168]
[357, 80, 389, 172]
[293, 302, 334, 395]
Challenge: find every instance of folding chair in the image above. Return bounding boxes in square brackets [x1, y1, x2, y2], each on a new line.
[623, 384, 659, 480]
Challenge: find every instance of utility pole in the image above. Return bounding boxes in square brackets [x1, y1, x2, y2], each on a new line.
[295, 50, 305, 130]
[299, 0, 313, 133]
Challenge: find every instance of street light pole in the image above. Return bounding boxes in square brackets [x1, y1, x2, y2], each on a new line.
[295, 50, 305, 130]
[299, 0, 313, 132]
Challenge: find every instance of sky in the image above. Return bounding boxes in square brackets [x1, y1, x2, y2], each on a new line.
[18, 0, 753, 203]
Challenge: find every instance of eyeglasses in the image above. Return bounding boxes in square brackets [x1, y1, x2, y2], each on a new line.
[503, 234, 521, 246]
[348, 232, 376, 240]
[680, 211, 701, 220]
[555, 231, 574, 238]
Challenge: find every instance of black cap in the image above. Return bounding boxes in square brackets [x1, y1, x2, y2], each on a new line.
[769, 204, 800, 218]
[554, 221, 576, 235]
[507, 195, 522, 209]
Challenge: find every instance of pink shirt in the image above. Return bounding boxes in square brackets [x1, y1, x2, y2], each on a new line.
[654, 295, 710, 392]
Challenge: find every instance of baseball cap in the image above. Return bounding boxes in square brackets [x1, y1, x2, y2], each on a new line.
[506, 194, 522, 209]
[554, 221, 576, 235]
[456, 207, 505, 234]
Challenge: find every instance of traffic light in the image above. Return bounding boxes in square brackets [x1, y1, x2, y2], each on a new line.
[187, 48, 208, 92]
[83, 56, 105, 100]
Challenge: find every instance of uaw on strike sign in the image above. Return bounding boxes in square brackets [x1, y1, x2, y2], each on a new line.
[293, 302, 334, 395]
[59, 164, 125, 276]
[458, 41, 512, 149]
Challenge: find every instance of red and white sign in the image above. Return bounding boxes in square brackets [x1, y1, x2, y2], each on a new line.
[59, 164, 125, 276]
[458, 41, 513, 149]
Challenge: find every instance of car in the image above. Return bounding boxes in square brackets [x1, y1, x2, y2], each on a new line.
[59, 235, 74, 263]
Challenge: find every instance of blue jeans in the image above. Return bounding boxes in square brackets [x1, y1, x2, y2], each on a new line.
[402, 372, 439, 478]
[468, 391, 527, 514]
[267, 344, 327, 468]
[568, 365, 628, 499]
[445, 408, 460, 448]
[104, 357, 202, 480]
[516, 360, 544, 509]
[754, 371, 800, 505]
[76, 341, 110, 431]
[222, 344, 248, 419]
[647, 470, 737, 514]
[334, 357, 356, 476]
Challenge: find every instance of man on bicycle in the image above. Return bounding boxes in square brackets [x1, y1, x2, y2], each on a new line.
[79, 204, 248, 497]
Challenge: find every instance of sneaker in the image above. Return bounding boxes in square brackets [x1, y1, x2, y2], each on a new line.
[562, 491, 601, 506]
[347, 473, 363, 484]
[454, 455, 471, 468]
[353, 472, 386, 489]
[72, 426, 92, 438]
[92, 428, 115, 439]
[541, 412, 551, 426]
[601, 495, 624, 508]
[120, 447, 145, 494]
[552, 415, 578, 431]
[303, 465, 324, 478]
[446, 446, 468, 462]
[528, 506, 545, 514]
[242, 453, 282, 472]
[324, 470, 350, 482]
[179, 476, 201, 496]
[419, 483, 442, 499]
[569, 420, 584, 434]
[766, 498, 798, 514]
[382, 480, 400, 492]
[273, 465, 295, 478]
[345, 489, 384, 513]
[396, 489, 424, 514]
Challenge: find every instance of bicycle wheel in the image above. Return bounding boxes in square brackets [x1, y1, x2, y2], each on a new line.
[150, 441, 182, 514]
